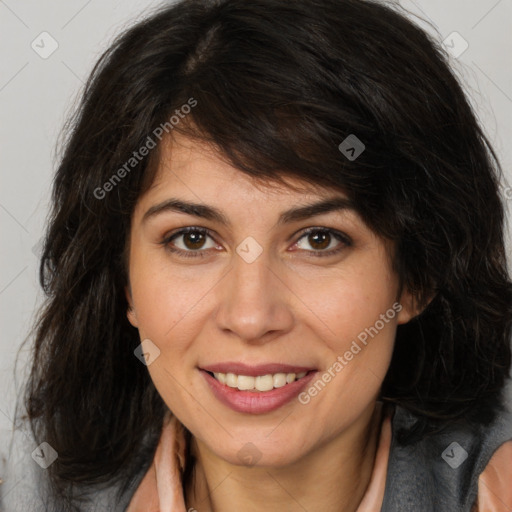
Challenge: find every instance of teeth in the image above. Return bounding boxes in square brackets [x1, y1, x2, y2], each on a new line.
[255, 374, 274, 391]
[286, 373, 296, 384]
[213, 371, 309, 391]
[237, 375, 255, 390]
[226, 373, 238, 388]
[273, 373, 287, 388]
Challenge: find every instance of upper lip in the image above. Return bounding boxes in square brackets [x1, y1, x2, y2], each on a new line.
[200, 362, 316, 377]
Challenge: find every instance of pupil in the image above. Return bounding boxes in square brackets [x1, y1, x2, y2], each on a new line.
[310, 231, 330, 250]
[185, 232, 205, 249]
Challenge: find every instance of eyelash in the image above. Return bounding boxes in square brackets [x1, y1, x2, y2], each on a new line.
[160, 226, 352, 259]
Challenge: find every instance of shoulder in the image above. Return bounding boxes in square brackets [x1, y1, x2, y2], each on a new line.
[473, 438, 512, 511]
[1, 420, 150, 512]
[381, 402, 512, 512]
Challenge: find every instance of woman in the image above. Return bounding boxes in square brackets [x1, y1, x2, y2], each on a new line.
[4, 0, 512, 510]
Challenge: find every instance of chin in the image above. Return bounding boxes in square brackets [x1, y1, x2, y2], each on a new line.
[205, 435, 306, 469]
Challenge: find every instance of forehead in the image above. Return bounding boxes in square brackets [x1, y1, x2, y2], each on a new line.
[143, 132, 341, 204]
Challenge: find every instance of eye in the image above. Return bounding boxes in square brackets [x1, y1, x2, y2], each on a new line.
[160, 227, 218, 258]
[292, 227, 351, 257]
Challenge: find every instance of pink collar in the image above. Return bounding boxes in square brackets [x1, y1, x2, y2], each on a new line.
[127, 406, 392, 512]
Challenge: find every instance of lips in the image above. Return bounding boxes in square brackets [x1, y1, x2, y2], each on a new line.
[199, 362, 318, 414]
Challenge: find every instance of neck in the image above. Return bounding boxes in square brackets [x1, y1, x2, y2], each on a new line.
[184, 401, 384, 512]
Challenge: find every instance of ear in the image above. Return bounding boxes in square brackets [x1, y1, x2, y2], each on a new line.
[125, 285, 138, 328]
[396, 287, 433, 325]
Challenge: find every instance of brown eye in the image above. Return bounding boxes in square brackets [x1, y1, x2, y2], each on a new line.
[161, 227, 217, 258]
[181, 231, 207, 250]
[307, 231, 331, 250]
[294, 228, 351, 257]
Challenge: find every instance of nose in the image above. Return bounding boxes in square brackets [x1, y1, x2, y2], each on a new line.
[213, 248, 294, 344]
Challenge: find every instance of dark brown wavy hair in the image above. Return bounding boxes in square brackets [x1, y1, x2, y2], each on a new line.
[13, 0, 511, 509]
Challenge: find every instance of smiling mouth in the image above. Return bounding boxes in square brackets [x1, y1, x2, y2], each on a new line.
[205, 370, 314, 392]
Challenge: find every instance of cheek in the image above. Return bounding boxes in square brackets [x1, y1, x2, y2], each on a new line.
[129, 256, 205, 412]
[129, 247, 209, 341]
[294, 255, 399, 411]
[299, 257, 398, 350]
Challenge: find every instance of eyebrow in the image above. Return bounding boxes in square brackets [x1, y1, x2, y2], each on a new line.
[142, 196, 357, 227]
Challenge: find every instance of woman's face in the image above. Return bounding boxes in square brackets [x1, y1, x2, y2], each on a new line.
[126, 132, 415, 467]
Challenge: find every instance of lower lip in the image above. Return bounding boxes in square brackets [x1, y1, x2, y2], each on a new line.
[200, 369, 318, 414]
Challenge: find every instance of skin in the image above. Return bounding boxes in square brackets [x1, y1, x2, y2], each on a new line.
[125, 132, 418, 512]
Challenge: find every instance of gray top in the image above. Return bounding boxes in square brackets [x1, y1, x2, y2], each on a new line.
[2, 403, 511, 511]
[382, 403, 512, 511]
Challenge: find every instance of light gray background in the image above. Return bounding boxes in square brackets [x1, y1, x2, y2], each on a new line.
[1, 0, 512, 474]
